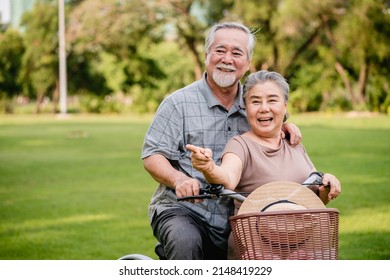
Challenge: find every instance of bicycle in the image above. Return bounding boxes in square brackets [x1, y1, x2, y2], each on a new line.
[118, 172, 339, 260]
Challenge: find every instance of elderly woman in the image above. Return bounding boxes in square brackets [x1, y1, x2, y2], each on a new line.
[186, 70, 341, 259]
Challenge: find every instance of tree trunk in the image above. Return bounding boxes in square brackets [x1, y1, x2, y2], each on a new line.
[169, 1, 203, 80]
[334, 61, 355, 104]
[52, 79, 60, 114]
[35, 92, 44, 114]
[190, 46, 203, 80]
[272, 43, 278, 72]
[357, 59, 368, 105]
[283, 26, 320, 77]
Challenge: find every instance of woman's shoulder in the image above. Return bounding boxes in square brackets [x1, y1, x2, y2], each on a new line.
[225, 134, 263, 155]
[228, 134, 253, 147]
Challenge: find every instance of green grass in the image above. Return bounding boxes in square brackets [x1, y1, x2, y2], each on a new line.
[0, 112, 389, 260]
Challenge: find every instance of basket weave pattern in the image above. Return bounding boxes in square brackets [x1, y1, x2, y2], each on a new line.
[230, 208, 339, 260]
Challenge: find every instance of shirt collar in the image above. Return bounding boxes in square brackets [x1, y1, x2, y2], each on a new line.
[200, 72, 245, 113]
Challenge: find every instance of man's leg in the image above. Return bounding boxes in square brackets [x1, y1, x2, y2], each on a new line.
[152, 207, 226, 260]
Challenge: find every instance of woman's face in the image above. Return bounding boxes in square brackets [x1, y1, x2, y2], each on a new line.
[245, 81, 287, 138]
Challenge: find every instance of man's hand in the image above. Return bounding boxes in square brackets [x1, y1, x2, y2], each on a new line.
[175, 177, 202, 203]
[281, 122, 302, 146]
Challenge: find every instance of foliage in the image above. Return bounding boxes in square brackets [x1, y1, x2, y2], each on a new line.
[78, 94, 127, 114]
[228, 0, 390, 113]
[67, 0, 166, 97]
[0, 0, 389, 114]
[66, 51, 111, 98]
[131, 41, 196, 113]
[157, 0, 235, 80]
[0, 28, 25, 113]
[19, 1, 59, 113]
[328, 0, 390, 110]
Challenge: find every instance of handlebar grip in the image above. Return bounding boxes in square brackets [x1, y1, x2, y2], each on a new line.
[177, 184, 224, 201]
[177, 194, 213, 201]
[302, 171, 324, 185]
[302, 171, 330, 188]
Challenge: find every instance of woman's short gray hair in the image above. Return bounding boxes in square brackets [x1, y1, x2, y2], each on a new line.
[205, 22, 256, 61]
[243, 70, 290, 102]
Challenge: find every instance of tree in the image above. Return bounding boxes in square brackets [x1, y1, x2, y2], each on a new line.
[323, 0, 390, 110]
[67, 0, 166, 97]
[227, 0, 390, 112]
[0, 28, 25, 113]
[154, 0, 206, 80]
[154, 0, 234, 80]
[20, 1, 59, 113]
[226, 0, 336, 76]
[2, 0, 388, 114]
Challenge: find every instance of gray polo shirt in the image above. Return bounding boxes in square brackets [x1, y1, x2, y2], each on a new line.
[142, 73, 250, 249]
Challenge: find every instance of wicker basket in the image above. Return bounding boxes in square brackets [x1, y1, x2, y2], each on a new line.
[230, 208, 339, 260]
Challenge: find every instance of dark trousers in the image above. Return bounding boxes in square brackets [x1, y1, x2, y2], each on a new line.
[151, 207, 227, 260]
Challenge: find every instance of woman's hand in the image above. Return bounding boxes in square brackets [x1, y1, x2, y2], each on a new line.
[318, 173, 341, 204]
[186, 144, 215, 173]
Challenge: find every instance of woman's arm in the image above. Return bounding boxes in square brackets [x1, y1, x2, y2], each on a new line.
[186, 144, 242, 190]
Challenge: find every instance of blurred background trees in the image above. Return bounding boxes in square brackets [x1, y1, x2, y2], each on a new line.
[0, 0, 389, 114]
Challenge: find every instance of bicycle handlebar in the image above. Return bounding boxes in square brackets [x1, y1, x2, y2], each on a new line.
[302, 171, 324, 185]
[177, 171, 326, 202]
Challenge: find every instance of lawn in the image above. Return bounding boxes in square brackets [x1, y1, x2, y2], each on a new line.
[0, 112, 389, 260]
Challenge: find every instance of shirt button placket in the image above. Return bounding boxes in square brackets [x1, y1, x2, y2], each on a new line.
[226, 119, 234, 138]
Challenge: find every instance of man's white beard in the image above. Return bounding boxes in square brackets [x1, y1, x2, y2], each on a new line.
[213, 70, 236, 88]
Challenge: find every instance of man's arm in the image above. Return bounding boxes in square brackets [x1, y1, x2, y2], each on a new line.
[143, 154, 201, 199]
[143, 154, 187, 188]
